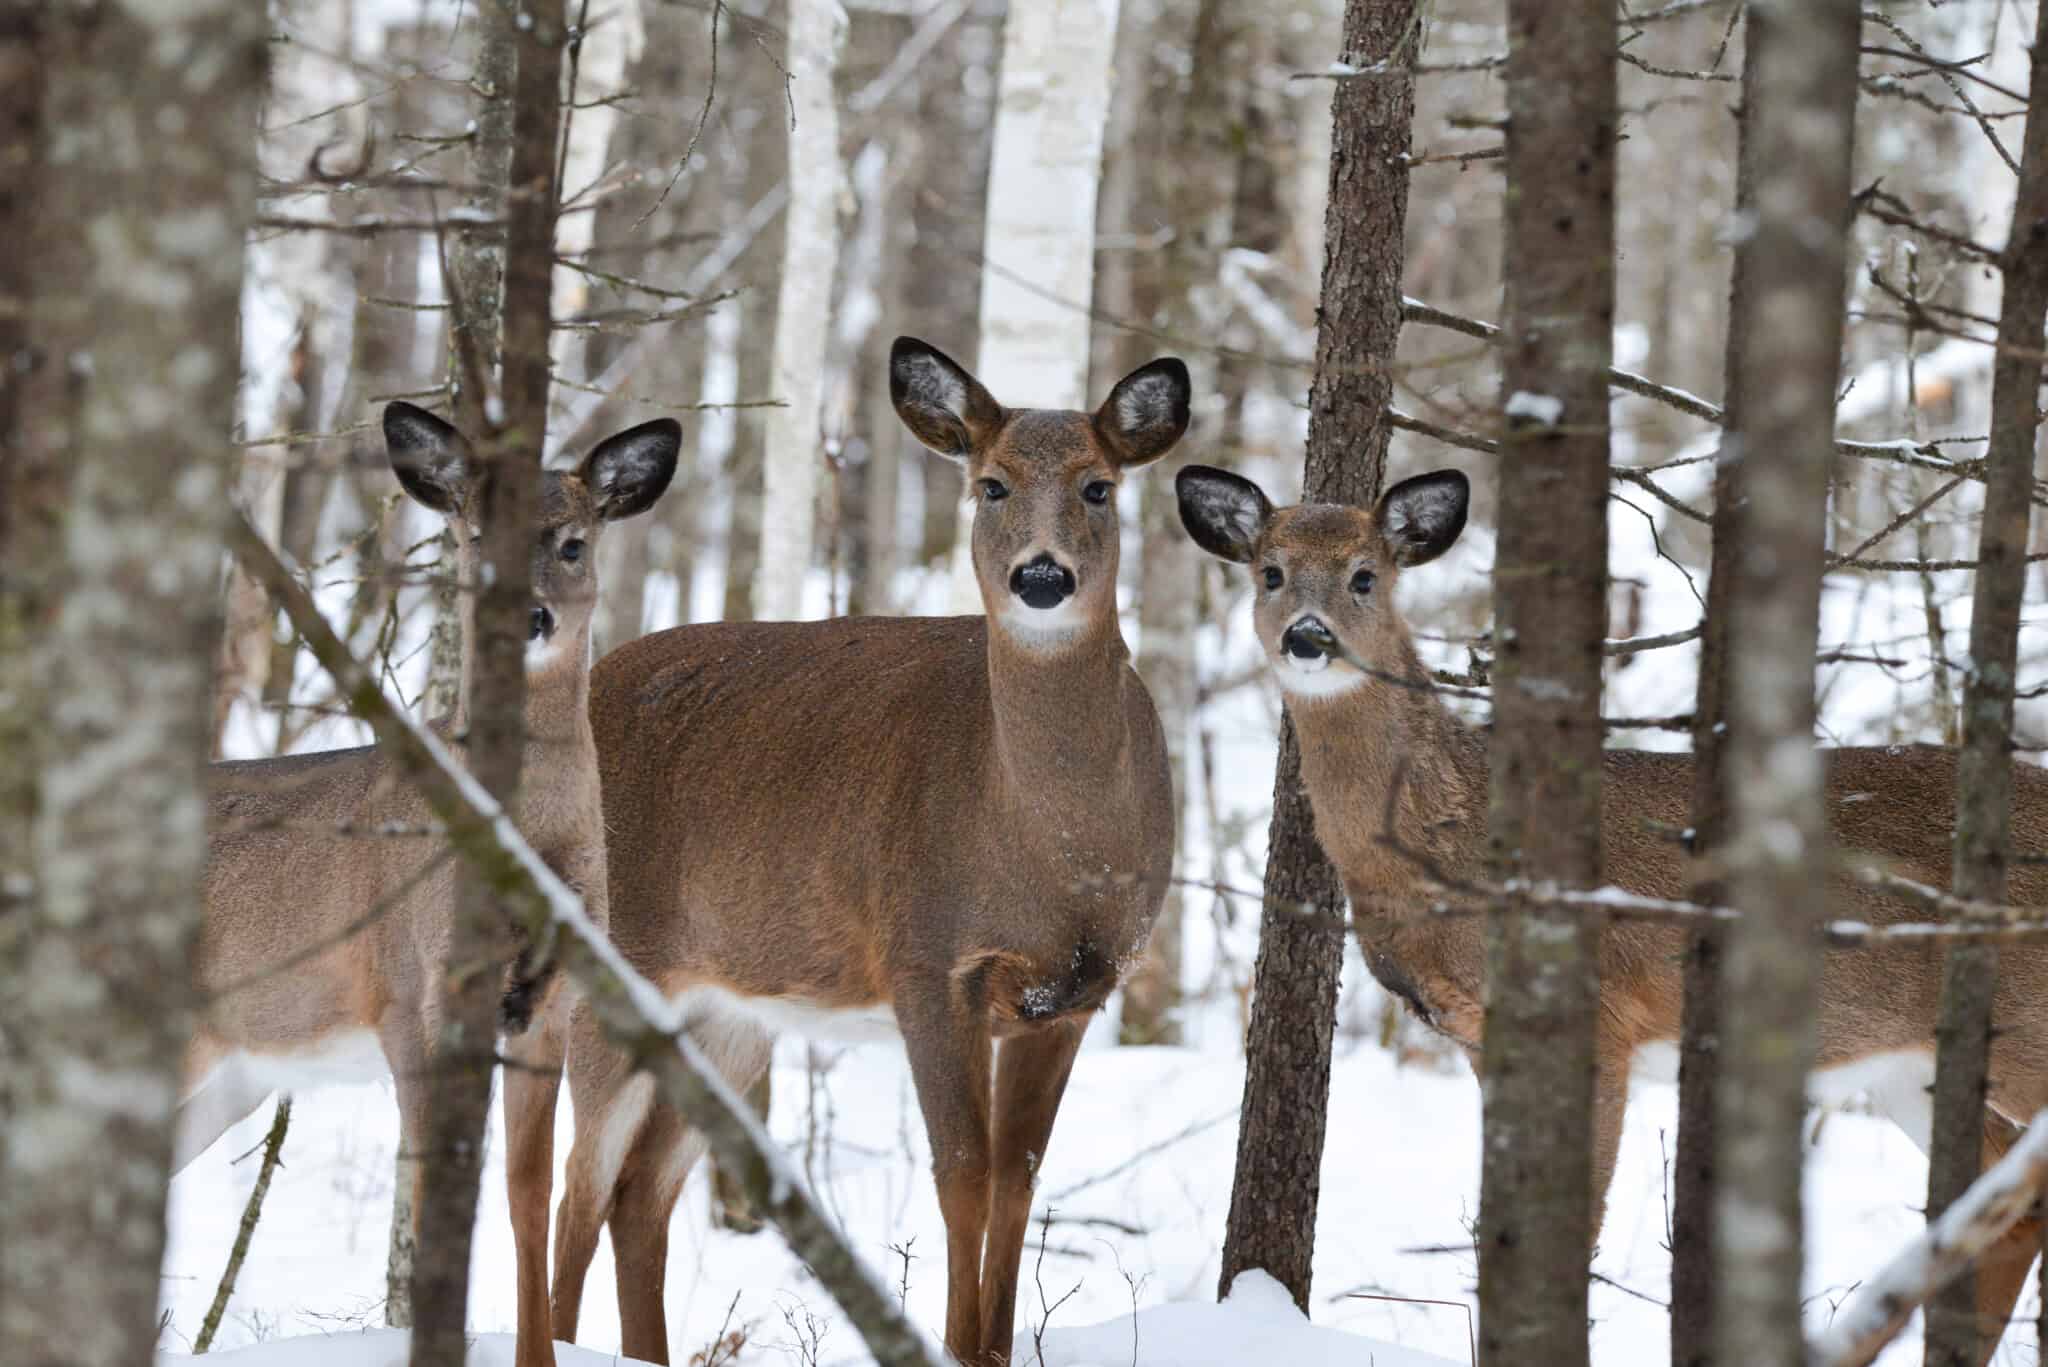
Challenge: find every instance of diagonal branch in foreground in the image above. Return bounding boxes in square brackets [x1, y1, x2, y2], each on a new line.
[224, 511, 947, 1367]
[1806, 1109, 2048, 1367]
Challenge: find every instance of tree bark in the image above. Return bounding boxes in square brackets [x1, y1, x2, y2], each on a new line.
[1710, 4, 1859, 1365]
[0, 4, 265, 1361]
[754, 0, 844, 621]
[1671, 19, 1759, 1362]
[1922, 5, 2048, 1363]
[406, 4, 563, 1364]
[1475, 3, 1615, 1362]
[1217, 0, 1415, 1311]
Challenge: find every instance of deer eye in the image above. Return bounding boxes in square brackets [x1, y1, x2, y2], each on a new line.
[1083, 479, 1113, 506]
[1350, 568, 1375, 595]
[980, 478, 1010, 502]
[1261, 565, 1283, 591]
[560, 537, 585, 563]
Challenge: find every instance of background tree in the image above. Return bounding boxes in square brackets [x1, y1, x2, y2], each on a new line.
[0, 3, 266, 1362]
[1711, 3, 1860, 1365]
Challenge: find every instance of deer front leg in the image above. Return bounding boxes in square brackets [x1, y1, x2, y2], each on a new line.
[979, 1018, 1085, 1365]
[1589, 1035, 1634, 1248]
[505, 996, 567, 1367]
[898, 981, 994, 1364]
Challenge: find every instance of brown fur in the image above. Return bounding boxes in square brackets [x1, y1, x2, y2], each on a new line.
[550, 340, 1188, 1366]
[1181, 468, 2048, 1359]
[184, 404, 678, 1367]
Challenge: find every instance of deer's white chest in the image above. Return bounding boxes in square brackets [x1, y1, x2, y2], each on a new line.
[673, 983, 901, 1045]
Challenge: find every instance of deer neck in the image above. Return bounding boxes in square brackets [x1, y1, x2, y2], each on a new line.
[984, 614, 1138, 800]
[1285, 632, 1486, 899]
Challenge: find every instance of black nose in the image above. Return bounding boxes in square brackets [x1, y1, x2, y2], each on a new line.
[1009, 555, 1076, 610]
[529, 606, 554, 642]
[1282, 618, 1334, 660]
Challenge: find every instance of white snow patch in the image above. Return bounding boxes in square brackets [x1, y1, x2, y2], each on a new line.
[1504, 390, 1565, 426]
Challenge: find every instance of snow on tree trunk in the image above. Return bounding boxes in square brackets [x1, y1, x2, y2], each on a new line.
[1217, 0, 1415, 1311]
[1710, 4, 1859, 1365]
[947, 0, 1120, 608]
[0, 4, 264, 1362]
[1921, 5, 2048, 1362]
[754, 0, 845, 622]
[1475, 1, 1616, 1360]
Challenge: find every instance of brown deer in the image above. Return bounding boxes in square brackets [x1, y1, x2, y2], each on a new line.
[1177, 462, 2048, 1359]
[544, 337, 1187, 1367]
[180, 401, 680, 1367]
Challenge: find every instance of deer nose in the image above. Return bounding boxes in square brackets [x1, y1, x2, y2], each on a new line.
[529, 606, 554, 642]
[1282, 618, 1335, 661]
[1009, 555, 1076, 610]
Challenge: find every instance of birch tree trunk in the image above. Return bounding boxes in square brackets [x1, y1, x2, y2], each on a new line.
[754, 0, 845, 622]
[1217, 0, 1415, 1310]
[1476, 2, 1614, 1360]
[1670, 20, 1759, 1361]
[0, 4, 264, 1360]
[407, 5, 563, 1364]
[948, 0, 1120, 607]
[1711, 4, 1858, 1363]
[1921, 5, 2048, 1361]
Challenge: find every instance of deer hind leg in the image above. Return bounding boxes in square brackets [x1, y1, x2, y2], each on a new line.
[505, 1000, 568, 1367]
[1588, 1035, 1636, 1250]
[171, 1042, 271, 1174]
[978, 1018, 1085, 1366]
[551, 1007, 654, 1344]
[1970, 1110, 2040, 1364]
[899, 985, 995, 1365]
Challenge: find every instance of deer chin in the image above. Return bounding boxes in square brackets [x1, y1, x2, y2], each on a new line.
[524, 623, 589, 674]
[997, 597, 1089, 651]
[1273, 651, 1367, 700]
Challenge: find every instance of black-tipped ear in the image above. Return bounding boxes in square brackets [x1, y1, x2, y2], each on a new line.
[1376, 470, 1469, 567]
[582, 418, 682, 521]
[1176, 465, 1273, 565]
[1095, 358, 1191, 468]
[383, 402, 474, 515]
[890, 337, 1003, 463]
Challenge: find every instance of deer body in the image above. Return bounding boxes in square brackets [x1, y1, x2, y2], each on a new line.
[548, 340, 1189, 1367]
[1179, 465, 2048, 1359]
[181, 403, 680, 1367]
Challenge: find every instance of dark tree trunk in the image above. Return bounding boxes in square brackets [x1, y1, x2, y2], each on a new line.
[0, 4, 265, 1361]
[1217, 0, 1415, 1310]
[1670, 20, 1760, 1362]
[1475, 1, 1615, 1361]
[1709, 4, 1858, 1365]
[406, 4, 563, 1365]
[1922, 5, 2048, 1363]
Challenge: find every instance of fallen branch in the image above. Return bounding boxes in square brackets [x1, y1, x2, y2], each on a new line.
[225, 513, 947, 1367]
[193, 1097, 293, 1353]
[1806, 1108, 2048, 1367]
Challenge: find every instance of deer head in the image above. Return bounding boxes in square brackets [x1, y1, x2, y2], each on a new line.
[1176, 464, 1470, 699]
[381, 401, 681, 672]
[889, 336, 1190, 650]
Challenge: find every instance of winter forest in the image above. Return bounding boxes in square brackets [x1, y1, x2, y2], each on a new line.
[7, 0, 2048, 1364]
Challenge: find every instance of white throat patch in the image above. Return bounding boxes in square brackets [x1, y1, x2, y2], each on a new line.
[1273, 650, 1367, 699]
[999, 597, 1089, 650]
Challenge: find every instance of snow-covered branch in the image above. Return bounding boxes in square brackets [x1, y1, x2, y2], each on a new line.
[1807, 1108, 2048, 1367]
[225, 512, 948, 1367]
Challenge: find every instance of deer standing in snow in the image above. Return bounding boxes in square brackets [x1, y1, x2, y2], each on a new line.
[545, 338, 1188, 1367]
[1177, 462, 2048, 1360]
[182, 401, 680, 1367]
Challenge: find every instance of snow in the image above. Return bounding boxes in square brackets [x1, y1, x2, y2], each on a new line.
[1503, 391, 1564, 426]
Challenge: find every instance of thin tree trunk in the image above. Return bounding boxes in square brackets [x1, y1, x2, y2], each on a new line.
[0, 4, 264, 1360]
[1922, 5, 2048, 1362]
[1670, 19, 1759, 1362]
[1475, 2, 1615, 1360]
[1217, 0, 1415, 1310]
[1711, 4, 1859, 1364]
[407, 4, 564, 1364]
[754, 0, 844, 621]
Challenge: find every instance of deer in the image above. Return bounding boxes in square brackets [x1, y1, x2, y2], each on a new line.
[178, 400, 680, 1367]
[539, 337, 1188, 1367]
[1176, 462, 2048, 1360]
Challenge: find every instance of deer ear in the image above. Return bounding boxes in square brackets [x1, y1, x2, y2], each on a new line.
[582, 418, 682, 521]
[1094, 357, 1190, 468]
[1377, 470, 1469, 567]
[1176, 465, 1272, 565]
[890, 336, 1003, 463]
[383, 402, 475, 515]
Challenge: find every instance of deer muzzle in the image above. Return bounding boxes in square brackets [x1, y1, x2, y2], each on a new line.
[1282, 617, 1337, 662]
[529, 605, 555, 642]
[1009, 554, 1076, 610]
